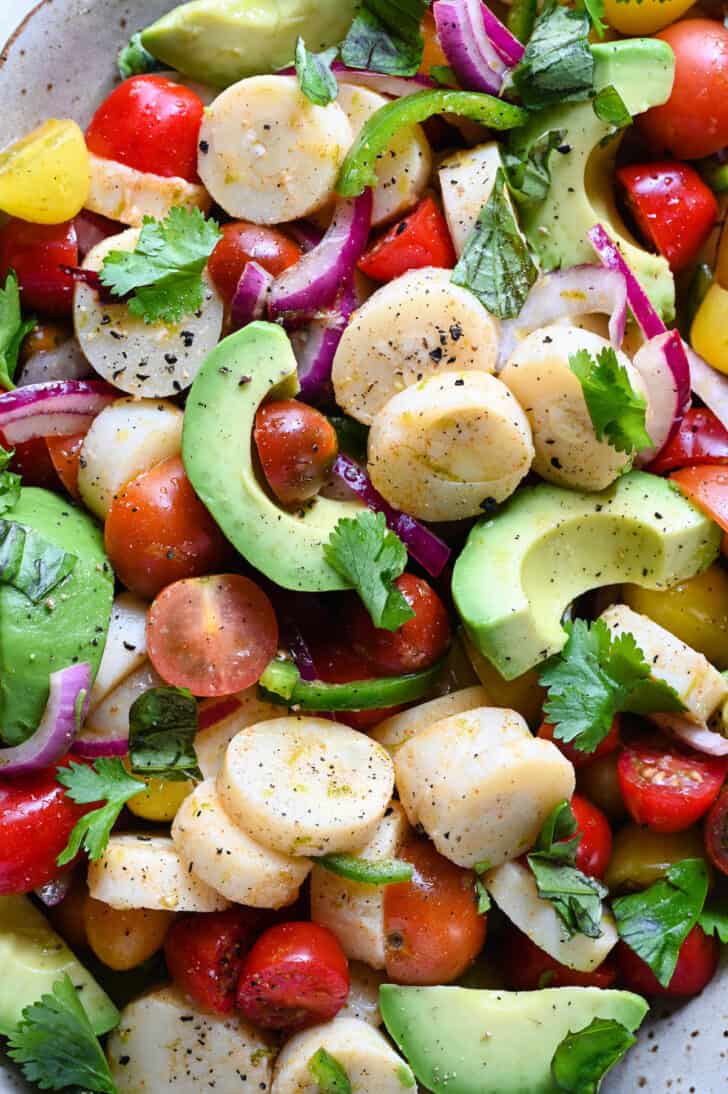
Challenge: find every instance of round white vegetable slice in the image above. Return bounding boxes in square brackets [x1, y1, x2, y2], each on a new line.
[395, 707, 575, 869]
[340, 963, 385, 1027]
[85, 152, 211, 227]
[74, 229, 223, 399]
[370, 686, 490, 754]
[108, 985, 274, 1093]
[332, 267, 500, 425]
[82, 662, 164, 753]
[337, 84, 431, 226]
[77, 395, 183, 519]
[272, 1016, 414, 1094]
[367, 370, 534, 521]
[198, 75, 352, 224]
[172, 778, 311, 909]
[439, 141, 502, 255]
[195, 690, 283, 780]
[88, 592, 149, 713]
[310, 802, 411, 969]
[87, 834, 229, 912]
[218, 716, 395, 856]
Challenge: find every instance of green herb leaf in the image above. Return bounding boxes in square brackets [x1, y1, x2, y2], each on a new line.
[508, 0, 538, 44]
[452, 167, 537, 319]
[295, 38, 338, 106]
[0, 519, 77, 603]
[0, 271, 35, 391]
[612, 858, 709, 987]
[129, 686, 201, 782]
[316, 852, 414, 885]
[340, 0, 428, 78]
[504, 129, 566, 210]
[592, 84, 632, 129]
[540, 619, 685, 754]
[429, 64, 458, 87]
[0, 444, 21, 516]
[578, 0, 607, 37]
[512, 0, 594, 110]
[100, 206, 221, 324]
[308, 1047, 352, 1094]
[473, 862, 492, 915]
[56, 758, 145, 866]
[551, 1017, 636, 1094]
[324, 510, 414, 632]
[699, 896, 728, 944]
[117, 31, 161, 79]
[569, 345, 651, 454]
[7, 974, 117, 1093]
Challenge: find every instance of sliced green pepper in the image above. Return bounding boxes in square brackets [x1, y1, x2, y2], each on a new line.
[508, 0, 538, 44]
[336, 90, 529, 197]
[316, 853, 414, 885]
[259, 658, 441, 710]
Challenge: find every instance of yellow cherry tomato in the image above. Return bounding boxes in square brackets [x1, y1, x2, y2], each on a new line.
[0, 119, 90, 224]
[691, 281, 728, 376]
[83, 895, 173, 971]
[605, 823, 708, 893]
[623, 565, 728, 670]
[603, 0, 694, 36]
[463, 633, 545, 726]
[125, 766, 194, 823]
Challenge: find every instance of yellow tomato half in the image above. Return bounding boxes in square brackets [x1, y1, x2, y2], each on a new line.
[623, 565, 728, 670]
[604, 0, 694, 37]
[0, 119, 90, 224]
[126, 771, 194, 822]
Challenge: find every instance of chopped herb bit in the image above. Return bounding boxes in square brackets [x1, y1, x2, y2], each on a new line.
[592, 84, 632, 129]
[129, 686, 201, 782]
[341, 0, 428, 78]
[0, 519, 77, 603]
[551, 1017, 636, 1093]
[512, 0, 594, 110]
[0, 271, 35, 391]
[324, 510, 414, 632]
[295, 38, 338, 106]
[308, 1047, 351, 1094]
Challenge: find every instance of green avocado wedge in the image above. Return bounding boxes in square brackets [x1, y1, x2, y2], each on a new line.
[452, 471, 720, 681]
[379, 985, 648, 1094]
[183, 323, 361, 591]
[0, 488, 114, 745]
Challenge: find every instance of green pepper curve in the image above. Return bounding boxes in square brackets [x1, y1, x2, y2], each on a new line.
[316, 853, 414, 885]
[258, 658, 442, 710]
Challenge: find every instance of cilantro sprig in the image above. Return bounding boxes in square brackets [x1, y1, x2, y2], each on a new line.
[295, 38, 338, 106]
[56, 758, 145, 866]
[569, 345, 652, 454]
[551, 1018, 636, 1094]
[0, 271, 35, 391]
[129, 685, 201, 782]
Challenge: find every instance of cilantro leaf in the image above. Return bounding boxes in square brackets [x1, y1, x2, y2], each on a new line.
[512, 0, 594, 110]
[551, 1017, 636, 1094]
[308, 1047, 351, 1094]
[0, 519, 77, 603]
[540, 619, 684, 754]
[56, 758, 145, 866]
[295, 38, 338, 106]
[117, 31, 162, 79]
[129, 686, 201, 782]
[592, 84, 632, 129]
[324, 510, 414, 632]
[340, 0, 428, 78]
[569, 346, 651, 454]
[7, 974, 117, 1093]
[0, 443, 21, 516]
[0, 271, 35, 391]
[452, 168, 538, 319]
[504, 129, 566, 210]
[99, 207, 221, 324]
[612, 858, 709, 987]
[699, 896, 728, 944]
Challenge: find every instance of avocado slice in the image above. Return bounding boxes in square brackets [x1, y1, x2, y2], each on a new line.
[452, 471, 720, 681]
[183, 323, 361, 591]
[0, 895, 119, 1037]
[0, 488, 114, 745]
[380, 984, 648, 1094]
[141, 0, 358, 88]
[510, 39, 676, 319]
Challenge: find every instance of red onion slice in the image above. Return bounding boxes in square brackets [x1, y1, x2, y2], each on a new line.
[655, 715, 728, 757]
[685, 345, 728, 435]
[0, 663, 91, 777]
[288, 222, 324, 253]
[34, 872, 73, 907]
[587, 224, 666, 340]
[295, 278, 359, 405]
[434, 0, 508, 96]
[17, 338, 92, 387]
[331, 453, 451, 577]
[278, 63, 437, 99]
[0, 380, 117, 445]
[480, 3, 525, 67]
[269, 191, 373, 320]
[230, 261, 272, 332]
[632, 331, 691, 466]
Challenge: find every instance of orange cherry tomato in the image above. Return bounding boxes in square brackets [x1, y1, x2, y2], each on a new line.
[254, 400, 339, 506]
[46, 432, 85, 500]
[349, 573, 451, 674]
[146, 574, 278, 696]
[207, 222, 302, 308]
[670, 465, 728, 532]
[537, 716, 621, 769]
[420, 9, 449, 72]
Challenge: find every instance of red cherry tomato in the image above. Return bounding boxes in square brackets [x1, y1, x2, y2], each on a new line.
[5, 435, 59, 490]
[358, 196, 456, 283]
[236, 921, 349, 1031]
[383, 838, 486, 985]
[616, 925, 719, 997]
[254, 400, 339, 506]
[164, 908, 260, 1014]
[670, 465, 728, 533]
[569, 794, 612, 879]
[618, 736, 727, 833]
[648, 409, 728, 474]
[349, 573, 451, 675]
[704, 784, 728, 876]
[0, 218, 78, 316]
[616, 162, 718, 273]
[537, 717, 621, 769]
[104, 455, 231, 599]
[309, 642, 402, 730]
[499, 924, 617, 991]
[46, 432, 85, 501]
[147, 574, 278, 696]
[0, 762, 94, 894]
[638, 20, 728, 160]
[207, 222, 302, 308]
[86, 75, 205, 182]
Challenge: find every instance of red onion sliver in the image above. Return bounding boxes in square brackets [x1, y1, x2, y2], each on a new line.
[587, 224, 666, 340]
[288, 221, 325, 253]
[480, 2, 525, 67]
[34, 872, 73, 907]
[655, 715, 728, 756]
[434, 0, 508, 96]
[230, 261, 272, 332]
[0, 379, 117, 445]
[71, 733, 129, 758]
[0, 663, 91, 777]
[632, 332, 691, 466]
[686, 346, 728, 435]
[284, 621, 318, 682]
[296, 277, 359, 405]
[278, 63, 437, 99]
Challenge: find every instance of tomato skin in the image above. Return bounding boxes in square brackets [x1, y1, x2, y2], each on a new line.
[383, 838, 486, 985]
[499, 924, 617, 991]
[616, 925, 719, 997]
[537, 717, 621, 769]
[670, 465, 728, 532]
[638, 20, 728, 160]
[0, 217, 77, 316]
[349, 573, 451, 675]
[208, 222, 302, 308]
[165, 908, 261, 1014]
[5, 435, 59, 490]
[358, 196, 456, 283]
[616, 163, 718, 273]
[86, 75, 204, 182]
[104, 455, 231, 599]
[46, 432, 85, 500]
[618, 737, 727, 833]
[649, 409, 728, 474]
[569, 794, 612, 879]
[254, 400, 339, 506]
[704, 785, 728, 876]
[236, 922, 349, 1031]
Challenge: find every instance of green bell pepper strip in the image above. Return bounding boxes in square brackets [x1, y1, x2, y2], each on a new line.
[258, 658, 442, 710]
[315, 853, 414, 885]
[508, 0, 538, 44]
[336, 90, 529, 197]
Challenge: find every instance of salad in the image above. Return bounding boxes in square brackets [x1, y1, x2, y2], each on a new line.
[0, 0, 727, 1091]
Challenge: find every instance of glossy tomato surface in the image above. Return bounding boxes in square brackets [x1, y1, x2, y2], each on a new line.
[569, 794, 613, 879]
[704, 785, 728, 876]
[46, 432, 85, 500]
[165, 908, 261, 1013]
[618, 737, 727, 833]
[358, 196, 456, 282]
[208, 222, 302, 308]
[254, 400, 339, 506]
[616, 926, 719, 997]
[648, 409, 728, 474]
[499, 924, 617, 991]
[349, 573, 451, 675]
[0, 217, 78, 316]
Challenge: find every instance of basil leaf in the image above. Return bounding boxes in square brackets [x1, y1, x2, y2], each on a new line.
[551, 1018, 636, 1093]
[593, 84, 632, 129]
[340, 0, 428, 78]
[0, 444, 20, 516]
[128, 686, 201, 782]
[0, 519, 77, 603]
[308, 1047, 351, 1094]
[504, 129, 566, 210]
[295, 38, 338, 107]
[512, 0, 594, 110]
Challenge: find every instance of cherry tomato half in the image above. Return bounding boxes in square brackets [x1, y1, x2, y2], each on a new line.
[358, 196, 456, 283]
[569, 794, 612, 880]
[349, 573, 451, 675]
[0, 217, 78, 316]
[704, 785, 728, 877]
[5, 436, 59, 490]
[537, 717, 621, 769]
[616, 925, 719, 997]
[236, 921, 349, 1031]
[146, 574, 278, 696]
[254, 400, 339, 507]
[618, 736, 727, 833]
[383, 838, 486, 985]
[165, 908, 261, 1014]
[208, 222, 302, 309]
[46, 432, 85, 500]
[499, 924, 617, 991]
[648, 409, 728, 475]
[86, 75, 204, 182]
[670, 465, 728, 533]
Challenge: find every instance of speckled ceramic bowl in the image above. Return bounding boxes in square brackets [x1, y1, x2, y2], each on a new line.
[0, 2, 727, 1091]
